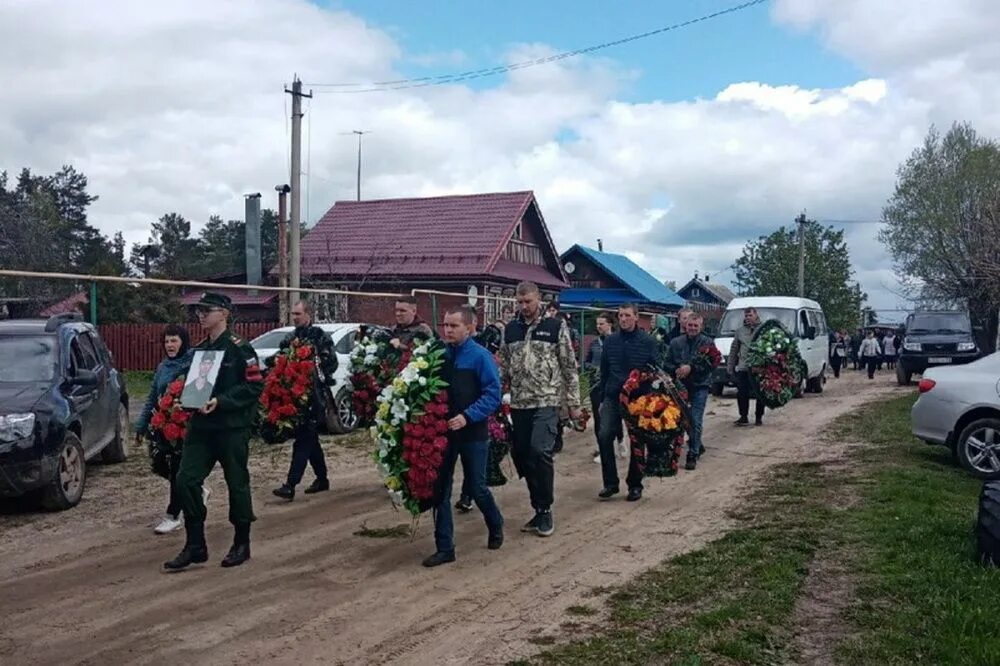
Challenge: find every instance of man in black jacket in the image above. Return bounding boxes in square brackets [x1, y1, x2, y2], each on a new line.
[596, 303, 661, 502]
[271, 300, 338, 501]
[664, 314, 719, 470]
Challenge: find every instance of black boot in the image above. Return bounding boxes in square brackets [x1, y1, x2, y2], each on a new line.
[222, 523, 251, 568]
[685, 454, 698, 471]
[303, 478, 330, 494]
[272, 483, 295, 500]
[164, 521, 208, 571]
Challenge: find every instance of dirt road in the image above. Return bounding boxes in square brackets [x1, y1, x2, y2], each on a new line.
[0, 372, 905, 665]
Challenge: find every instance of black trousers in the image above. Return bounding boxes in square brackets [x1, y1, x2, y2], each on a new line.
[166, 453, 182, 518]
[287, 420, 328, 487]
[511, 407, 559, 511]
[597, 398, 644, 490]
[735, 371, 765, 421]
[831, 355, 842, 378]
[866, 357, 878, 379]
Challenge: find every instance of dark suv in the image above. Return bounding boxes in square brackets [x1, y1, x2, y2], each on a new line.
[897, 310, 980, 385]
[0, 314, 129, 509]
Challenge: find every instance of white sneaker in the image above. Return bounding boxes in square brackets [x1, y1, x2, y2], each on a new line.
[203, 486, 211, 504]
[154, 515, 183, 535]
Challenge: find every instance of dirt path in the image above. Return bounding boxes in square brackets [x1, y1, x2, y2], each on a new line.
[0, 372, 906, 665]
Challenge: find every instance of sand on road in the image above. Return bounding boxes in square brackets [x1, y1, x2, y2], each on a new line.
[0, 371, 907, 665]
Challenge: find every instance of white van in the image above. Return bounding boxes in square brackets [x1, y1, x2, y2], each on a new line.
[710, 296, 829, 396]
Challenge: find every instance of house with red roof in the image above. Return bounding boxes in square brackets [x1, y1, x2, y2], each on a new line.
[300, 191, 569, 326]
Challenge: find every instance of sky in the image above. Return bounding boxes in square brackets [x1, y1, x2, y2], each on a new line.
[2, 0, 999, 319]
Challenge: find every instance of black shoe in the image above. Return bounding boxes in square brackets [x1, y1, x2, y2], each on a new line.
[735, 417, 750, 427]
[488, 527, 504, 550]
[272, 484, 295, 501]
[521, 514, 542, 533]
[626, 488, 643, 502]
[535, 511, 554, 537]
[685, 455, 698, 471]
[755, 417, 763, 426]
[700, 445, 707, 455]
[221, 542, 251, 568]
[422, 551, 456, 568]
[598, 487, 620, 499]
[303, 478, 330, 494]
[455, 497, 473, 513]
[163, 545, 208, 571]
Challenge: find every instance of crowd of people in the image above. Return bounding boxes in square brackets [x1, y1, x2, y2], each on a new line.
[828, 327, 901, 380]
[133, 285, 741, 571]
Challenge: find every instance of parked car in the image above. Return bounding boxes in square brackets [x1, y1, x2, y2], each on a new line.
[897, 310, 980, 385]
[0, 314, 129, 510]
[250, 323, 368, 434]
[711, 296, 829, 396]
[911, 351, 1000, 478]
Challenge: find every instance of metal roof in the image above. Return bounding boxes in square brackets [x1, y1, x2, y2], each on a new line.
[560, 245, 685, 308]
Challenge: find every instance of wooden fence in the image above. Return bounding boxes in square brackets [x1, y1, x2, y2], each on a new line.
[100, 322, 275, 371]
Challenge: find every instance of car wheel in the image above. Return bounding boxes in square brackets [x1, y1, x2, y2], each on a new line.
[710, 382, 724, 397]
[896, 364, 912, 386]
[957, 418, 1000, 480]
[977, 481, 1000, 565]
[41, 432, 87, 511]
[324, 387, 359, 434]
[102, 402, 129, 463]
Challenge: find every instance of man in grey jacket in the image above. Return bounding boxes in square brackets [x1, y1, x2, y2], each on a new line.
[664, 314, 719, 470]
[726, 307, 765, 426]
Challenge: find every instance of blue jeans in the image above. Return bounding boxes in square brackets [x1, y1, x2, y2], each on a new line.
[688, 387, 709, 457]
[434, 439, 504, 554]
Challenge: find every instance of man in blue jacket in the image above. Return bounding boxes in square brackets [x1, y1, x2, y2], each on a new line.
[423, 306, 504, 567]
[597, 303, 661, 502]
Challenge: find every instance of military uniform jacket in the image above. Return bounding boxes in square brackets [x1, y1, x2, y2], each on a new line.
[392, 319, 435, 348]
[727, 323, 760, 374]
[500, 315, 581, 410]
[189, 329, 264, 431]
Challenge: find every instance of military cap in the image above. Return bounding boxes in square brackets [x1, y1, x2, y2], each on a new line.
[195, 292, 232, 310]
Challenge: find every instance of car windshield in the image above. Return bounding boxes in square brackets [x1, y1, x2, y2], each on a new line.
[719, 308, 798, 336]
[0, 335, 58, 382]
[251, 330, 290, 349]
[906, 313, 971, 334]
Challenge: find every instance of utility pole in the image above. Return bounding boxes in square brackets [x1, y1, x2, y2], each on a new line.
[342, 130, 370, 201]
[275, 184, 290, 324]
[285, 76, 312, 313]
[796, 212, 807, 298]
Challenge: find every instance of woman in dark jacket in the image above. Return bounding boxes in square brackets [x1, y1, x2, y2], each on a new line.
[135, 324, 195, 535]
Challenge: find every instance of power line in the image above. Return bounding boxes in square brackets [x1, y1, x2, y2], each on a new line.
[307, 0, 768, 94]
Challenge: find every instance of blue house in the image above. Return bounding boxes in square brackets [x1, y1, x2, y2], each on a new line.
[557, 244, 685, 325]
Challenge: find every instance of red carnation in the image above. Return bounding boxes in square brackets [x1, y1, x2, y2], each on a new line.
[168, 379, 184, 396]
[163, 423, 183, 442]
[170, 409, 189, 424]
[150, 411, 166, 428]
[157, 395, 173, 410]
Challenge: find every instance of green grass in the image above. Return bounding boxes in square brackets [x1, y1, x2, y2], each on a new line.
[525, 393, 1000, 665]
[565, 605, 599, 617]
[124, 371, 154, 421]
[353, 523, 413, 539]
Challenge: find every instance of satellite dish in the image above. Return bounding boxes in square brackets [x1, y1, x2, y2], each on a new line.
[467, 285, 479, 306]
[564, 262, 576, 275]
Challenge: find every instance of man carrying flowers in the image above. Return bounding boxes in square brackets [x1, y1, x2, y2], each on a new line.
[271, 300, 338, 501]
[500, 282, 581, 537]
[596, 303, 661, 502]
[423, 306, 504, 567]
[726, 307, 766, 427]
[664, 314, 721, 470]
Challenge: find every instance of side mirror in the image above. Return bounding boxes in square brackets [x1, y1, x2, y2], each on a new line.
[69, 369, 99, 389]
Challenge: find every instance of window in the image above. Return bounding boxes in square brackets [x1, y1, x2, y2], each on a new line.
[811, 310, 828, 336]
[70, 336, 97, 371]
[335, 331, 356, 355]
[798, 310, 810, 338]
[691, 287, 701, 298]
[513, 221, 522, 240]
[0, 336, 58, 382]
[719, 308, 797, 336]
[85, 332, 110, 364]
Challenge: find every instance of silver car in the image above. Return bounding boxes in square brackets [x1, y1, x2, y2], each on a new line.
[911, 352, 1000, 478]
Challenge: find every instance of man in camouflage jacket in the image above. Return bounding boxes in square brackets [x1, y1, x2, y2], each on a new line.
[390, 296, 435, 349]
[500, 281, 581, 538]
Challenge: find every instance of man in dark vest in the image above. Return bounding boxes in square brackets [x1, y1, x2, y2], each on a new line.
[165, 292, 263, 571]
[272, 300, 339, 501]
[596, 303, 661, 502]
[390, 296, 435, 349]
[423, 306, 504, 567]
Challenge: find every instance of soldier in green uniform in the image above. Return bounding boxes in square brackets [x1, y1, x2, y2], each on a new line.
[164, 292, 264, 571]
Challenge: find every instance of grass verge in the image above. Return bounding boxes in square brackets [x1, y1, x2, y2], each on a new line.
[523, 392, 1000, 665]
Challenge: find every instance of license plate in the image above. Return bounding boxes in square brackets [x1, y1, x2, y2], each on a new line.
[929, 357, 952, 364]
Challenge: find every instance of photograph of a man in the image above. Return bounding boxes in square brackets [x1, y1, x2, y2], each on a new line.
[181, 350, 222, 409]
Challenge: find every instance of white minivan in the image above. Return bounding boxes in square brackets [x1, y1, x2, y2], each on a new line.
[710, 296, 829, 396]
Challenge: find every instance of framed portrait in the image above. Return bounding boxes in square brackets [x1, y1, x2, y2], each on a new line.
[181, 350, 224, 409]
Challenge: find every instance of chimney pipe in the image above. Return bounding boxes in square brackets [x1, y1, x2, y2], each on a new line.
[597, 238, 604, 252]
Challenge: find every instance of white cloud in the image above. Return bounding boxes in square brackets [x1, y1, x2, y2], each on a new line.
[1, 0, 998, 316]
